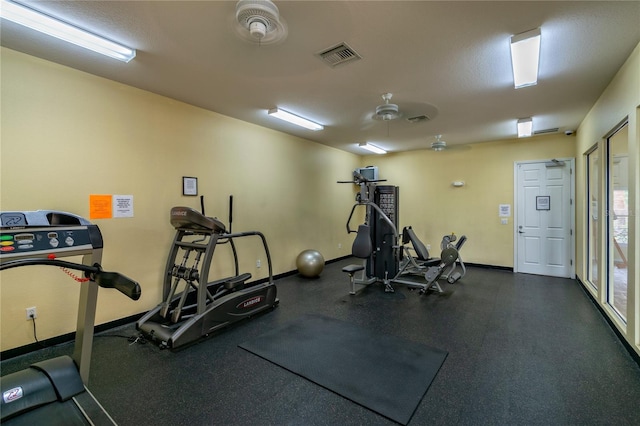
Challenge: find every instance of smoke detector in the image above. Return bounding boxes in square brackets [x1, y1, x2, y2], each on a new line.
[373, 93, 402, 121]
[235, 0, 287, 45]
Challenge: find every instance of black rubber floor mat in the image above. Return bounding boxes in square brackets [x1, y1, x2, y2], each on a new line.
[239, 314, 447, 425]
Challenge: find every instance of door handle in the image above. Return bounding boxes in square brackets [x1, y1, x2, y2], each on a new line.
[518, 230, 525, 234]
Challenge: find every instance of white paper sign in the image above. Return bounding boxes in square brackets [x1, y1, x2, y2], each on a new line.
[113, 195, 134, 218]
[499, 204, 511, 217]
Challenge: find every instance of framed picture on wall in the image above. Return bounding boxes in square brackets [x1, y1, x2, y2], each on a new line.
[536, 195, 550, 210]
[182, 176, 198, 196]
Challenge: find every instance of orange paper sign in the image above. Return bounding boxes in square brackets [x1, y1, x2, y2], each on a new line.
[89, 194, 113, 219]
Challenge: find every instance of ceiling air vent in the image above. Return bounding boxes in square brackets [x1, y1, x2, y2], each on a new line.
[316, 42, 362, 67]
[534, 127, 559, 135]
[406, 114, 431, 123]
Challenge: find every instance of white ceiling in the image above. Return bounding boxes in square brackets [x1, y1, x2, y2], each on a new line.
[2, 1, 639, 154]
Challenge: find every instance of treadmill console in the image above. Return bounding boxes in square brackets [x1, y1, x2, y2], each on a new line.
[0, 211, 102, 260]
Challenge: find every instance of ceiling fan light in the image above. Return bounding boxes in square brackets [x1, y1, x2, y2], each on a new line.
[359, 142, 387, 154]
[375, 103, 400, 121]
[249, 20, 267, 39]
[517, 117, 533, 137]
[431, 134, 447, 151]
[235, 0, 287, 44]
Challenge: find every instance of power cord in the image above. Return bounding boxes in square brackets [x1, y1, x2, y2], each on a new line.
[128, 335, 147, 345]
[94, 334, 147, 345]
[29, 313, 146, 347]
[29, 314, 47, 348]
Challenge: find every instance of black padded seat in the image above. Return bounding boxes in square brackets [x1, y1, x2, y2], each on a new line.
[455, 235, 467, 251]
[343, 225, 373, 294]
[404, 226, 430, 260]
[342, 264, 365, 274]
[402, 226, 440, 266]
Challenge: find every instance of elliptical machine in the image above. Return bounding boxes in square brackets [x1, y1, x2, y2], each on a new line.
[136, 205, 278, 349]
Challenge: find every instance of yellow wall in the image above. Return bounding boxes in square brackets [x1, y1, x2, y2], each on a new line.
[574, 41, 639, 356]
[0, 48, 360, 351]
[361, 135, 576, 267]
[2, 40, 639, 358]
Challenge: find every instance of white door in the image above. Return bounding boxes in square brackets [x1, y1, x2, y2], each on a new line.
[515, 159, 574, 278]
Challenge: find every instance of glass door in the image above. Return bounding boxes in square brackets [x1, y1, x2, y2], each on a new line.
[606, 123, 628, 321]
[586, 145, 599, 290]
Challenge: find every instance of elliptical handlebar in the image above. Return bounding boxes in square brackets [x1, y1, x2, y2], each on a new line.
[0, 258, 141, 300]
[221, 230, 274, 285]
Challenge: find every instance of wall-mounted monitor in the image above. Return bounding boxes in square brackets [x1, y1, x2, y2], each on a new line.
[355, 166, 378, 181]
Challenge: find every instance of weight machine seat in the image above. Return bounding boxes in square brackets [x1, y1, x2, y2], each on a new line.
[402, 226, 430, 261]
[342, 225, 373, 294]
[351, 224, 373, 258]
[401, 226, 440, 266]
[342, 225, 371, 274]
[342, 264, 365, 274]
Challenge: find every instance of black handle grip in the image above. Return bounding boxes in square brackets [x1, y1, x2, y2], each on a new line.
[93, 271, 142, 300]
[0, 259, 141, 300]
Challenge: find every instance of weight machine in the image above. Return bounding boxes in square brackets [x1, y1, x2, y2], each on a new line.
[394, 226, 467, 293]
[339, 171, 466, 295]
[0, 210, 141, 425]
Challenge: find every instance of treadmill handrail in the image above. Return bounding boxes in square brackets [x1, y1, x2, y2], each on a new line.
[0, 259, 141, 300]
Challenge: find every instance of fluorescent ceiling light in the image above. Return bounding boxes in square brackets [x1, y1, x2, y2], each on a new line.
[267, 108, 324, 131]
[510, 28, 541, 88]
[0, 0, 136, 63]
[359, 142, 387, 154]
[517, 117, 533, 138]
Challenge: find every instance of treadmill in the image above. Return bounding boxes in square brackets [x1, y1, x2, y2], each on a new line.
[0, 210, 141, 425]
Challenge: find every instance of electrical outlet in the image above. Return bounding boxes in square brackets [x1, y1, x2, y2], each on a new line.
[26, 307, 37, 320]
[256, 259, 261, 268]
[338, 243, 342, 249]
[426, 244, 431, 250]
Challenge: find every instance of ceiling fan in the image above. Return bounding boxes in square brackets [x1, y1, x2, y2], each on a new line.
[372, 93, 402, 121]
[430, 134, 471, 152]
[234, 0, 287, 45]
[431, 134, 447, 151]
[363, 93, 439, 131]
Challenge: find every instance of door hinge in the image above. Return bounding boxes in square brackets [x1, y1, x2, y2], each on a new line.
[570, 198, 573, 205]
[570, 229, 573, 235]
[570, 259, 573, 266]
